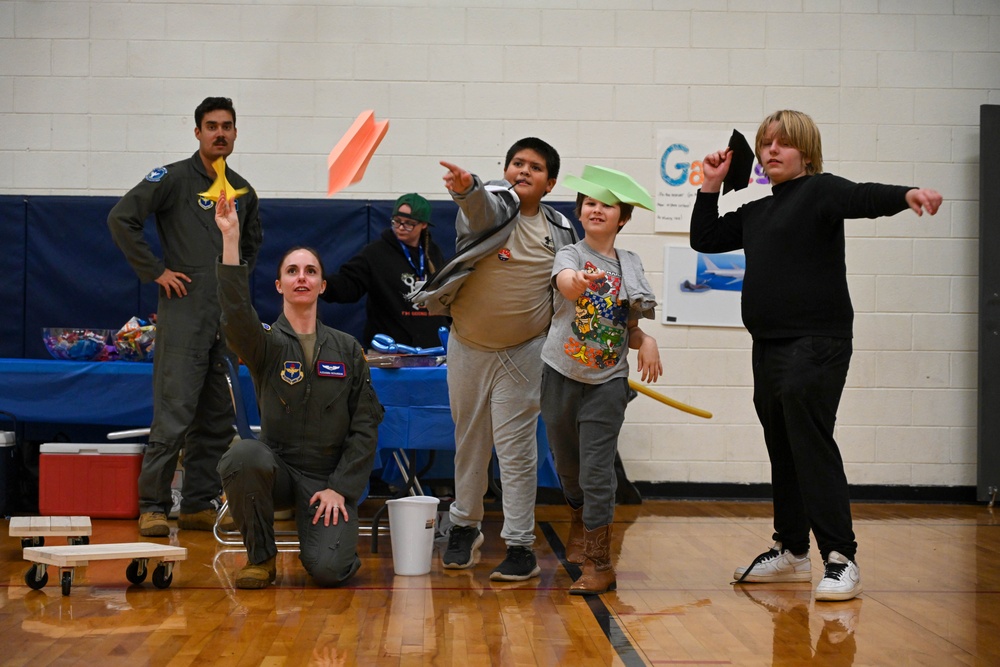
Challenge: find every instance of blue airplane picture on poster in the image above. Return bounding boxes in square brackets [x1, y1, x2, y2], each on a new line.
[680, 252, 745, 293]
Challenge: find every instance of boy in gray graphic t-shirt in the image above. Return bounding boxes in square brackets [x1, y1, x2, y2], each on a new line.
[539, 165, 661, 596]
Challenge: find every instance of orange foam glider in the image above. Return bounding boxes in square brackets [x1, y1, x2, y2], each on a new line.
[327, 110, 390, 196]
[199, 157, 249, 202]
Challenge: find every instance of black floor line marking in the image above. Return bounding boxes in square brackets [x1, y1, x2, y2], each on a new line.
[539, 520, 647, 667]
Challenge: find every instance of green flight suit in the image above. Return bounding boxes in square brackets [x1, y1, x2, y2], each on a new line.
[108, 152, 263, 515]
[216, 261, 383, 586]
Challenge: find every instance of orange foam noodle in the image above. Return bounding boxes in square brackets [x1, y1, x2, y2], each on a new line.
[327, 110, 390, 196]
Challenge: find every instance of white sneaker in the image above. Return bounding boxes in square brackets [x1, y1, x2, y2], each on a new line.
[815, 551, 862, 601]
[733, 541, 811, 583]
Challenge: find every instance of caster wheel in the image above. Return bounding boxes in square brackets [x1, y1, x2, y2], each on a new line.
[61, 571, 72, 596]
[21, 536, 44, 548]
[126, 559, 148, 585]
[152, 564, 173, 589]
[25, 564, 48, 590]
[69, 536, 90, 546]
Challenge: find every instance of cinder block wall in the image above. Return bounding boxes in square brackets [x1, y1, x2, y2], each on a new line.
[2, 1, 996, 488]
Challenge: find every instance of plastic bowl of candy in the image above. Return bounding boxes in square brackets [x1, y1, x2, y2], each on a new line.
[114, 321, 156, 362]
[42, 327, 113, 361]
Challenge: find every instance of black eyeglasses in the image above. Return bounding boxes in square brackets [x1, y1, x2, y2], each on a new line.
[391, 217, 419, 231]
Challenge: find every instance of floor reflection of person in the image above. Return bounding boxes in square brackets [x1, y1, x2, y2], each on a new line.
[736, 587, 860, 666]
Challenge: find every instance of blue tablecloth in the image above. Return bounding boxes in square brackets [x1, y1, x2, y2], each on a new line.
[0, 359, 560, 487]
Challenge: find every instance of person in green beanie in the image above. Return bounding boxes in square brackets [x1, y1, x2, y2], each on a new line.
[321, 193, 449, 349]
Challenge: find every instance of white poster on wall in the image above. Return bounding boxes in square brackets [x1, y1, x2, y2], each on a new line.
[654, 129, 771, 233]
[662, 245, 745, 328]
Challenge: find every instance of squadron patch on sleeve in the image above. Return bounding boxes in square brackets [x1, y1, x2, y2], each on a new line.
[317, 360, 346, 378]
[145, 167, 168, 183]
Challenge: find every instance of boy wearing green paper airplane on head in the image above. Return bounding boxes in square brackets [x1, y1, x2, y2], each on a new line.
[539, 165, 662, 596]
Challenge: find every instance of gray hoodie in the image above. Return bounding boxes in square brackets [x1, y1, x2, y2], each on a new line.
[408, 175, 579, 316]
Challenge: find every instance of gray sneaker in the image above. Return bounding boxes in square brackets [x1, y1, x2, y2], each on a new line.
[442, 525, 483, 569]
[489, 546, 541, 581]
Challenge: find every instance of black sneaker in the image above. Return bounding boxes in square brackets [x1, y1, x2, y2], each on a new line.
[489, 545, 541, 581]
[442, 525, 483, 569]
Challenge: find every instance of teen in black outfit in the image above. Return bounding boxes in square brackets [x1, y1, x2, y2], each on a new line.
[690, 109, 942, 602]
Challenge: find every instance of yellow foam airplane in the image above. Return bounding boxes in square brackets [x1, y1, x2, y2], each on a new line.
[199, 157, 249, 202]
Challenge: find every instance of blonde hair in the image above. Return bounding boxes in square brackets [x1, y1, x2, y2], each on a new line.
[755, 110, 823, 176]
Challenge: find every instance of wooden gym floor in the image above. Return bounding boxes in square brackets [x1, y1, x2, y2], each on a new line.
[3, 500, 999, 666]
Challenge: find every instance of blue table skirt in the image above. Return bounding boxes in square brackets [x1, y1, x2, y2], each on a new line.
[0, 359, 560, 488]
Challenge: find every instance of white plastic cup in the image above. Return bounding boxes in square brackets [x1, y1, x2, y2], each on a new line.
[386, 496, 440, 575]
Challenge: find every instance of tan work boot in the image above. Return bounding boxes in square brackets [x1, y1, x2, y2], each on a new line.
[236, 556, 277, 589]
[178, 508, 234, 532]
[570, 524, 616, 595]
[565, 504, 585, 564]
[138, 511, 170, 537]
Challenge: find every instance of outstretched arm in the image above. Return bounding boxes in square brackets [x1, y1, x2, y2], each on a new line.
[554, 267, 607, 301]
[215, 191, 241, 266]
[905, 188, 943, 216]
[440, 160, 474, 195]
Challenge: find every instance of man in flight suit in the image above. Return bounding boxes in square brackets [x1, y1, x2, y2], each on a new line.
[108, 96, 263, 536]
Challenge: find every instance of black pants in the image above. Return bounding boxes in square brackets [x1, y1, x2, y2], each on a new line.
[752, 336, 857, 562]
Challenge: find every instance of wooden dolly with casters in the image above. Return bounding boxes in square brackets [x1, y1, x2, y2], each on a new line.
[22, 542, 187, 596]
[9, 516, 92, 548]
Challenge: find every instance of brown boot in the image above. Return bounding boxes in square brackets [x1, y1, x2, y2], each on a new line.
[178, 508, 234, 532]
[565, 504, 585, 564]
[138, 511, 170, 537]
[235, 556, 277, 589]
[569, 524, 616, 595]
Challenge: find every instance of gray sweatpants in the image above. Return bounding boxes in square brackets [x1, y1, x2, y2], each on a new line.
[540, 366, 629, 529]
[446, 334, 544, 547]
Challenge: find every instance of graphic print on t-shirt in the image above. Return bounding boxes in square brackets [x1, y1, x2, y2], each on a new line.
[564, 261, 629, 369]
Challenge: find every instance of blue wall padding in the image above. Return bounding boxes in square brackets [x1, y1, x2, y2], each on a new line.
[1, 194, 580, 359]
[0, 197, 27, 358]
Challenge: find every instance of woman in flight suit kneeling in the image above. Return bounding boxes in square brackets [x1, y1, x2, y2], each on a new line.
[214, 192, 383, 589]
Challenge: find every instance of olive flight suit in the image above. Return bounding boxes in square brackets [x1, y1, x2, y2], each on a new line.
[108, 152, 263, 516]
[216, 262, 383, 586]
